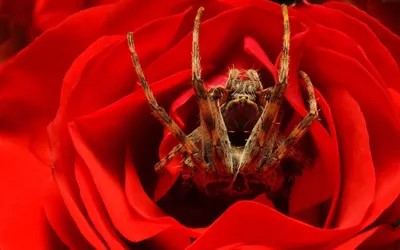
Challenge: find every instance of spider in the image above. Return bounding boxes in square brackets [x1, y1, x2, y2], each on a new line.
[127, 4, 318, 200]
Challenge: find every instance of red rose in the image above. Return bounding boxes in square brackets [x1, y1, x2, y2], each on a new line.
[0, 0, 399, 249]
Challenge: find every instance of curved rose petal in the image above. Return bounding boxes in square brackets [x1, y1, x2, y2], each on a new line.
[75, 155, 129, 249]
[0, 140, 65, 249]
[366, 196, 400, 248]
[217, 243, 277, 250]
[365, 0, 400, 36]
[68, 122, 172, 241]
[148, 228, 191, 250]
[46, 6, 199, 245]
[334, 226, 379, 250]
[243, 36, 276, 78]
[188, 201, 356, 249]
[253, 194, 275, 208]
[298, 3, 400, 93]
[66, 69, 207, 240]
[126, 149, 197, 246]
[58, 36, 130, 120]
[43, 178, 96, 249]
[305, 23, 386, 90]
[389, 88, 400, 120]
[324, 88, 375, 228]
[48, 37, 133, 250]
[351, 225, 400, 249]
[58, 9, 193, 120]
[1, 0, 187, 127]
[322, 2, 400, 70]
[124, 148, 166, 218]
[301, 48, 400, 227]
[34, 0, 85, 31]
[52, 173, 108, 249]
[34, 0, 122, 32]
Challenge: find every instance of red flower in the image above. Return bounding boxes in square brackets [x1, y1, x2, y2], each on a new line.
[0, 0, 399, 249]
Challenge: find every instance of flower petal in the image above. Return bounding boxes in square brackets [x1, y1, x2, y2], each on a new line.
[324, 88, 375, 228]
[75, 155, 129, 249]
[188, 201, 356, 249]
[0, 140, 65, 249]
[298, 3, 400, 93]
[43, 178, 95, 249]
[322, 2, 400, 69]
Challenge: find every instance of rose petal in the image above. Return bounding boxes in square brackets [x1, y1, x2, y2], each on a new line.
[301, 47, 400, 227]
[365, 0, 400, 35]
[148, 228, 191, 250]
[67, 69, 207, 239]
[75, 155, 129, 249]
[43, 178, 95, 249]
[216, 243, 277, 250]
[46, 5, 200, 245]
[69, 122, 173, 241]
[322, 2, 400, 70]
[324, 88, 375, 228]
[0, 140, 65, 249]
[187, 201, 356, 249]
[298, 3, 400, 93]
[334, 226, 379, 250]
[305, 23, 386, 90]
[1, 0, 187, 127]
[243, 36, 276, 78]
[355, 225, 400, 249]
[34, 0, 85, 31]
[124, 147, 165, 218]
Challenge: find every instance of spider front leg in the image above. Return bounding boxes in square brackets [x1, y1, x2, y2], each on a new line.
[263, 70, 318, 170]
[127, 32, 207, 171]
[154, 128, 201, 172]
[239, 4, 291, 173]
[191, 7, 233, 174]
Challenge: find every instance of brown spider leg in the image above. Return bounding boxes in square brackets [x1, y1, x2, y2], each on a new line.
[154, 128, 201, 172]
[239, 4, 290, 173]
[258, 70, 318, 172]
[192, 7, 233, 173]
[287, 147, 314, 176]
[257, 87, 274, 107]
[127, 32, 206, 170]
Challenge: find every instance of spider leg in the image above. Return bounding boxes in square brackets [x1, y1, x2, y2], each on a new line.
[287, 147, 314, 171]
[258, 70, 318, 172]
[257, 86, 274, 107]
[191, 7, 233, 173]
[239, 4, 290, 173]
[154, 128, 201, 172]
[127, 32, 206, 170]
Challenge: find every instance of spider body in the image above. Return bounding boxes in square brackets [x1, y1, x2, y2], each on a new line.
[221, 72, 263, 145]
[127, 4, 318, 200]
[185, 70, 284, 199]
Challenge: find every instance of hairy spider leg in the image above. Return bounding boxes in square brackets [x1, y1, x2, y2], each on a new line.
[154, 128, 201, 172]
[239, 4, 291, 173]
[192, 7, 233, 174]
[258, 70, 318, 173]
[127, 32, 207, 171]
